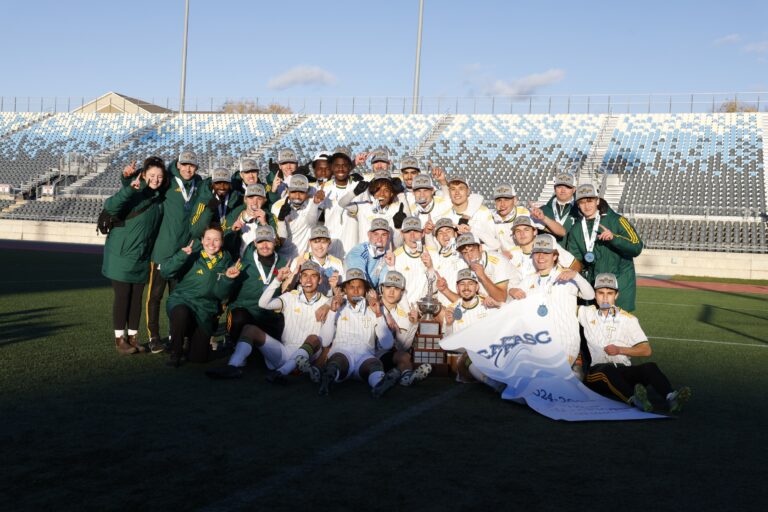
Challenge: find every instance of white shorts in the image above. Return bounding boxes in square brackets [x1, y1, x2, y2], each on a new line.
[259, 338, 319, 370]
[328, 348, 378, 381]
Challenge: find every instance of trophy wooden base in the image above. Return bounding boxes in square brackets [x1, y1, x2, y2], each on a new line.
[413, 319, 453, 377]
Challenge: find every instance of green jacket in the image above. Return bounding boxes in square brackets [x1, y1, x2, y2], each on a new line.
[565, 208, 643, 311]
[101, 182, 164, 283]
[189, 179, 244, 240]
[161, 244, 236, 335]
[150, 159, 204, 263]
[228, 244, 288, 321]
[540, 195, 580, 245]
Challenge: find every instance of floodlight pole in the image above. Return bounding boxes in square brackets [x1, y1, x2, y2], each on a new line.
[411, 0, 424, 114]
[179, 0, 190, 114]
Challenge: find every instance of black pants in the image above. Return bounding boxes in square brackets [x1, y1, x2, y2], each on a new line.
[146, 262, 176, 339]
[112, 280, 145, 332]
[586, 363, 673, 403]
[169, 304, 211, 363]
[228, 307, 284, 342]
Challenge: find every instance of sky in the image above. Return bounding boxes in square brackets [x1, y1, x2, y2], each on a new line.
[0, 0, 766, 104]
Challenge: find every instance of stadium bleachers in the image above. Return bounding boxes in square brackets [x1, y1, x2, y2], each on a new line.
[629, 217, 768, 253]
[274, 114, 440, 163]
[425, 114, 603, 203]
[4, 197, 103, 223]
[0, 113, 159, 188]
[603, 113, 765, 214]
[87, 114, 295, 191]
[0, 112, 766, 253]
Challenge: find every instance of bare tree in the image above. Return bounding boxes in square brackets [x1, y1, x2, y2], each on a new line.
[716, 100, 758, 113]
[220, 101, 292, 114]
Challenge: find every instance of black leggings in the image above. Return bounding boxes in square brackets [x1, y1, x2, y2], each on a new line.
[586, 363, 673, 403]
[228, 307, 284, 342]
[169, 304, 211, 363]
[112, 280, 146, 331]
[146, 262, 176, 339]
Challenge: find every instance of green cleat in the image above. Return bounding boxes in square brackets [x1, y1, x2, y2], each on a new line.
[668, 387, 691, 413]
[631, 383, 653, 412]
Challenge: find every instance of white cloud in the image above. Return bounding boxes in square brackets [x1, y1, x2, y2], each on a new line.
[267, 66, 337, 90]
[743, 41, 768, 54]
[483, 69, 565, 96]
[713, 33, 740, 46]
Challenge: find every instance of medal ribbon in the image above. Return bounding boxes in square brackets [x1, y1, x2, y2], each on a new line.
[581, 213, 601, 254]
[253, 253, 277, 285]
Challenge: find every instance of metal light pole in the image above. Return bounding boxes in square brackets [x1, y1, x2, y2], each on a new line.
[179, 0, 190, 114]
[411, 0, 424, 114]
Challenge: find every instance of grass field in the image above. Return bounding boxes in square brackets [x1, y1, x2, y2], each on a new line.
[1, 245, 767, 511]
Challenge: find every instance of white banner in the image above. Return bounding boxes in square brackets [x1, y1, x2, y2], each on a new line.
[440, 299, 665, 422]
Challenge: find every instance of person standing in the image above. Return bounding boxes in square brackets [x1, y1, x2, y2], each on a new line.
[146, 150, 203, 353]
[566, 183, 643, 311]
[102, 157, 165, 355]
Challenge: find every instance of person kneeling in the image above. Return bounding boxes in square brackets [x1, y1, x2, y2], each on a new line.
[207, 260, 330, 383]
[579, 273, 691, 413]
[315, 268, 396, 398]
[161, 226, 239, 367]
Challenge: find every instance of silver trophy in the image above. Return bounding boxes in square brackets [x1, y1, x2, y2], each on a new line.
[417, 271, 442, 321]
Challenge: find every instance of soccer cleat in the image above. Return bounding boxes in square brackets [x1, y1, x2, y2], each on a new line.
[318, 366, 337, 396]
[205, 365, 243, 379]
[308, 366, 321, 384]
[372, 369, 401, 398]
[399, 370, 415, 387]
[296, 355, 311, 374]
[148, 337, 165, 354]
[631, 383, 653, 412]
[265, 369, 288, 385]
[400, 364, 433, 386]
[667, 386, 691, 413]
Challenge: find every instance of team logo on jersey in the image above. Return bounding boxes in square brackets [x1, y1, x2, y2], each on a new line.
[196, 269, 204, 275]
[476, 330, 552, 368]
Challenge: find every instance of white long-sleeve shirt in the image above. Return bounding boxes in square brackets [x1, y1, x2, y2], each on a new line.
[271, 198, 321, 260]
[258, 278, 329, 350]
[320, 299, 394, 355]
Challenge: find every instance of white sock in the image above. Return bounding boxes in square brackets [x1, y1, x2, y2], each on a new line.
[368, 370, 384, 388]
[114, 330, 125, 338]
[295, 348, 310, 360]
[228, 341, 252, 367]
[127, 329, 138, 336]
[278, 359, 296, 376]
[468, 364, 505, 393]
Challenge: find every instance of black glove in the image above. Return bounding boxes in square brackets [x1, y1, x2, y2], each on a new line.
[392, 177, 405, 194]
[278, 202, 293, 221]
[458, 217, 470, 226]
[318, 209, 326, 224]
[268, 158, 279, 173]
[393, 203, 407, 229]
[206, 198, 219, 212]
[297, 163, 311, 175]
[350, 173, 364, 182]
[353, 180, 369, 195]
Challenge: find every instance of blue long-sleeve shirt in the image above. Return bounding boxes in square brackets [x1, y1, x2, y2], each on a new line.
[344, 242, 390, 288]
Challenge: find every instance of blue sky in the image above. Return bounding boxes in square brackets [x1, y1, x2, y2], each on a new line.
[0, 0, 766, 103]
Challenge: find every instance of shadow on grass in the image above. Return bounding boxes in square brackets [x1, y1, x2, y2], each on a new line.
[697, 304, 768, 345]
[0, 306, 75, 346]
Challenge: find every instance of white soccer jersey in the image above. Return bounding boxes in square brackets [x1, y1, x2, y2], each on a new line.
[393, 245, 438, 306]
[275, 290, 329, 351]
[433, 195, 499, 251]
[352, 196, 412, 243]
[446, 296, 494, 334]
[271, 198, 321, 260]
[319, 180, 359, 259]
[288, 252, 344, 296]
[518, 268, 593, 364]
[432, 248, 463, 306]
[491, 206, 531, 254]
[383, 299, 416, 351]
[327, 300, 388, 356]
[507, 246, 534, 287]
[404, 191, 448, 220]
[458, 250, 513, 289]
[578, 306, 648, 367]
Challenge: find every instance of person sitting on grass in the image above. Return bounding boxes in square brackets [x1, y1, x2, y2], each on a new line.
[160, 225, 240, 367]
[579, 273, 691, 413]
[313, 268, 396, 398]
[206, 261, 329, 383]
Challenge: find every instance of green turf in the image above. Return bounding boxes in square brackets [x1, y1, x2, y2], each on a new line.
[670, 274, 768, 286]
[1, 247, 767, 511]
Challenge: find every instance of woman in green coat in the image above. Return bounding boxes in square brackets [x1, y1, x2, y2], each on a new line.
[101, 157, 165, 355]
[566, 183, 643, 311]
[161, 225, 240, 366]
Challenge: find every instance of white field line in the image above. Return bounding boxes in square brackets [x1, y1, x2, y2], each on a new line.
[648, 336, 768, 348]
[637, 301, 768, 313]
